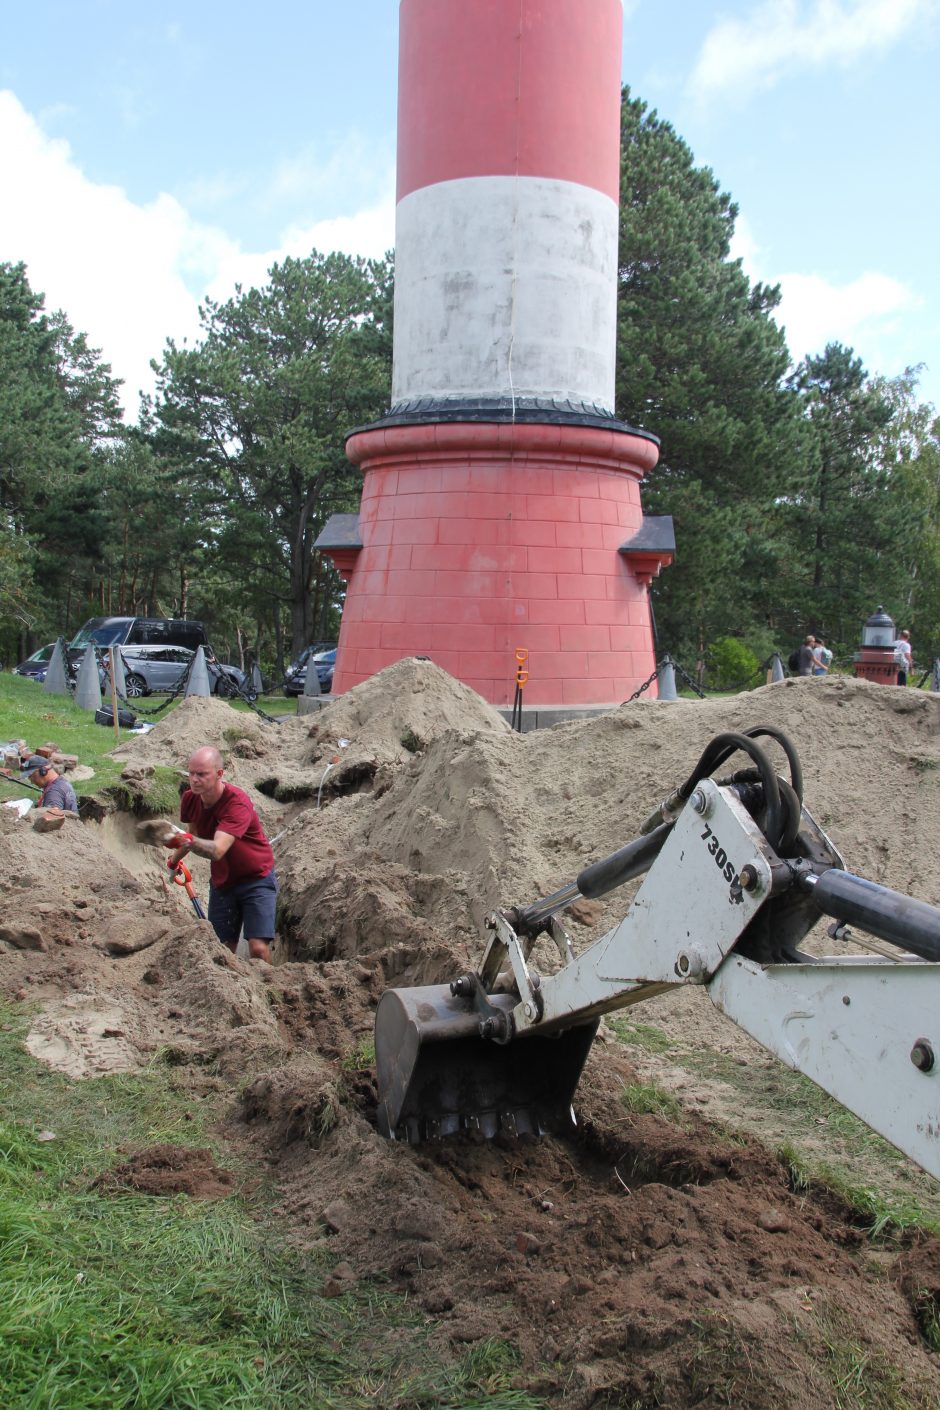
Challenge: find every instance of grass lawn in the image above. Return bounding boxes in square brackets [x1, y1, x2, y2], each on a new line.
[0, 1003, 540, 1410]
[0, 674, 298, 810]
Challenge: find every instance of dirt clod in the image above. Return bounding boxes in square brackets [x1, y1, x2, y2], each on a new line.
[92, 1144, 235, 1199]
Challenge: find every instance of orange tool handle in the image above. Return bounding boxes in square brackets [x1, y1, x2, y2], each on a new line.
[169, 859, 194, 887]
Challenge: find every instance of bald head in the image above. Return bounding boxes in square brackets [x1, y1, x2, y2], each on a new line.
[189, 746, 223, 773]
[186, 746, 225, 804]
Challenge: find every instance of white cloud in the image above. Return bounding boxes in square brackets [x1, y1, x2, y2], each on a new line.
[0, 91, 228, 412]
[731, 214, 919, 372]
[774, 269, 917, 363]
[690, 0, 939, 101]
[0, 91, 395, 417]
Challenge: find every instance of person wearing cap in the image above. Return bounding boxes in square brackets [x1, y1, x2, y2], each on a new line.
[23, 756, 78, 813]
[164, 745, 276, 961]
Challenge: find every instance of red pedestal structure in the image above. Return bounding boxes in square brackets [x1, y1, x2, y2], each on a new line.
[854, 648, 898, 686]
[319, 0, 671, 707]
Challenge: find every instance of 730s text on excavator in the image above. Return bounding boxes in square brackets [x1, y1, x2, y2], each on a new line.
[374, 727, 940, 1181]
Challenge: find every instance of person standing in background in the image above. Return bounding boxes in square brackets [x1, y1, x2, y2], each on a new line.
[813, 637, 833, 675]
[798, 636, 816, 677]
[893, 629, 913, 686]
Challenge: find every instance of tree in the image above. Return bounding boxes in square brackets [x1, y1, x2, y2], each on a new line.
[0, 261, 123, 657]
[869, 368, 940, 658]
[784, 343, 899, 646]
[151, 249, 393, 661]
[615, 90, 805, 662]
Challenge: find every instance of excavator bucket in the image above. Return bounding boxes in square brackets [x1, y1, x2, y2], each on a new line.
[374, 983, 598, 1142]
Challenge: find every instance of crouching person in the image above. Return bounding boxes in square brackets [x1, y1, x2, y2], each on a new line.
[166, 746, 276, 961]
[24, 755, 78, 814]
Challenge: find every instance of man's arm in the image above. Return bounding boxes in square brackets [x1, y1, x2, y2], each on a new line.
[184, 829, 236, 862]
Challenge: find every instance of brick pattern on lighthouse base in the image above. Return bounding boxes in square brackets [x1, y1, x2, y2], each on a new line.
[337, 420, 662, 708]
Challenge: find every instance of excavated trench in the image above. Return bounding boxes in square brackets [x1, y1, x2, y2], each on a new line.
[4, 675, 940, 1407]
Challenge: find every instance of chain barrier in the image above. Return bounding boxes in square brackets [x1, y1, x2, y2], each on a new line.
[623, 668, 660, 703]
[622, 651, 797, 702]
[671, 660, 708, 697]
[105, 651, 279, 724]
[109, 652, 196, 717]
[669, 655, 775, 695]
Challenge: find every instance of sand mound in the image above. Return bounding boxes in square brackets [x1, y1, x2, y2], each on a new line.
[3, 665, 940, 1407]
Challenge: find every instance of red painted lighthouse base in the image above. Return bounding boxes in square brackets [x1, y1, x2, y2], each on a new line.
[854, 648, 898, 685]
[333, 421, 666, 707]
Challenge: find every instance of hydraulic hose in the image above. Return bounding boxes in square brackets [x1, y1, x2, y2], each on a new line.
[676, 732, 785, 850]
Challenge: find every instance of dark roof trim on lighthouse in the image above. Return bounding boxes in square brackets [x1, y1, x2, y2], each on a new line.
[314, 512, 675, 559]
[346, 395, 661, 445]
[314, 513, 362, 552]
[619, 516, 675, 556]
[619, 515, 675, 589]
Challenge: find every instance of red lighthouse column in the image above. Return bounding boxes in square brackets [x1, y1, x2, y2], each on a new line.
[329, 0, 670, 706]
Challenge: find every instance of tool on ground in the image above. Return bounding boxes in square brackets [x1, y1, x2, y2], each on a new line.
[0, 770, 42, 793]
[509, 648, 529, 733]
[167, 856, 206, 920]
[374, 726, 940, 1180]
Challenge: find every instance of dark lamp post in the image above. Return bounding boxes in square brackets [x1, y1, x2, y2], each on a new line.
[855, 606, 897, 684]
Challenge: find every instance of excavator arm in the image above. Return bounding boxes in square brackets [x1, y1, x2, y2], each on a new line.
[374, 729, 940, 1180]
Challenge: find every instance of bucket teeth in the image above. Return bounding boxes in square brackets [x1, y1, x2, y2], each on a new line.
[375, 983, 598, 1145]
[386, 1104, 570, 1145]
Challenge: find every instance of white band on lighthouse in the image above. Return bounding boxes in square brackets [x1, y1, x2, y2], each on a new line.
[392, 175, 619, 412]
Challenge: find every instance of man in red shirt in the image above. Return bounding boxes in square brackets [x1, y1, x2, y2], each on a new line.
[165, 745, 277, 961]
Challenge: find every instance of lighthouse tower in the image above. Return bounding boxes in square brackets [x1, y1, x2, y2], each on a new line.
[321, 0, 672, 706]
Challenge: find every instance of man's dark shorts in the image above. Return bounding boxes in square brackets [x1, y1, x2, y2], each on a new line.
[208, 870, 278, 943]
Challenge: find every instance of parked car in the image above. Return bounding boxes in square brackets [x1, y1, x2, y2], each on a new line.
[69, 616, 210, 670]
[284, 646, 336, 696]
[104, 645, 249, 699]
[13, 643, 56, 681]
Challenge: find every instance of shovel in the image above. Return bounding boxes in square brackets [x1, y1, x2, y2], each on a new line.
[167, 857, 206, 921]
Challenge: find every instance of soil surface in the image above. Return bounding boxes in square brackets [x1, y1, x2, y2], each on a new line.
[92, 1143, 236, 1199]
[3, 663, 940, 1408]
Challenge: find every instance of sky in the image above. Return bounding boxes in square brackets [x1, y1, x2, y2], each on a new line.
[1, 0, 938, 418]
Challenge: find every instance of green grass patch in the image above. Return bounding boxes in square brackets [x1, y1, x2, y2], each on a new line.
[607, 1017, 672, 1054]
[0, 673, 136, 799]
[0, 1003, 546, 1410]
[644, 1043, 940, 1238]
[620, 1080, 684, 1121]
[813, 1305, 937, 1410]
[0, 673, 296, 815]
[342, 1037, 376, 1071]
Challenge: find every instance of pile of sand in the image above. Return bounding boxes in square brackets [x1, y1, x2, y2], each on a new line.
[2, 665, 939, 1409]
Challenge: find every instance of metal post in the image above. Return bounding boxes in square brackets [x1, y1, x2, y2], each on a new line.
[74, 645, 103, 712]
[185, 646, 212, 698]
[657, 655, 678, 702]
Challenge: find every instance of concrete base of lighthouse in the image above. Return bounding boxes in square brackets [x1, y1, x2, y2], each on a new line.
[329, 417, 669, 708]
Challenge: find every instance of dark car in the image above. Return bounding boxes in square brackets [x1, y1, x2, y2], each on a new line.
[13, 643, 56, 681]
[284, 645, 336, 696]
[106, 645, 249, 699]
